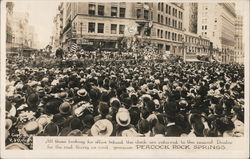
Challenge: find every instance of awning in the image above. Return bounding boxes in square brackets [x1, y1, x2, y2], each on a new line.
[185, 58, 202, 62]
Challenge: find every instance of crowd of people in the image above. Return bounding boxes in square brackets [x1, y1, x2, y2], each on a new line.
[5, 52, 244, 150]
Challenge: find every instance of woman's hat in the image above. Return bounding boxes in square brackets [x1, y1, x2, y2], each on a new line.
[36, 114, 52, 128]
[6, 143, 29, 150]
[59, 102, 72, 115]
[77, 89, 88, 97]
[116, 108, 131, 127]
[91, 119, 113, 136]
[21, 121, 43, 136]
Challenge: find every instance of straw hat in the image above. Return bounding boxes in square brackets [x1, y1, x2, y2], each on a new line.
[91, 119, 113, 136]
[21, 121, 43, 136]
[116, 108, 131, 127]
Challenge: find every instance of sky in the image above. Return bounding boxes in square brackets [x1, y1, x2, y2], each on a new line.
[13, 1, 60, 49]
[11, 1, 248, 49]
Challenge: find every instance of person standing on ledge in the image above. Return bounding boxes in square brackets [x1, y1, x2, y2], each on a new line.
[56, 47, 64, 60]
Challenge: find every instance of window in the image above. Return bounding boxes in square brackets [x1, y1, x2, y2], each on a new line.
[165, 17, 168, 25]
[205, 25, 207, 30]
[204, 32, 207, 35]
[168, 18, 171, 26]
[168, 32, 170, 39]
[89, 4, 96, 15]
[165, 31, 168, 39]
[98, 5, 104, 16]
[111, 7, 117, 17]
[120, 8, 125, 17]
[111, 24, 117, 34]
[166, 5, 168, 13]
[144, 10, 149, 20]
[161, 30, 163, 38]
[119, 25, 125, 34]
[88, 22, 95, 33]
[172, 19, 174, 27]
[137, 9, 142, 18]
[158, 3, 161, 10]
[202, 26, 204, 30]
[169, 6, 171, 14]
[161, 15, 163, 23]
[97, 23, 104, 33]
[172, 8, 175, 16]
[215, 18, 217, 23]
[161, 3, 164, 11]
[158, 14, 160, 23]
[172, 32, 174, 41]
[157, 29, 160, 37]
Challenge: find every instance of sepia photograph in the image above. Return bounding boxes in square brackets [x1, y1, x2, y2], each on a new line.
[1, 0, 249, 158]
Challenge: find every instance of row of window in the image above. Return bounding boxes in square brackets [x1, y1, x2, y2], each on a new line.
[202, 25, 207, 30]
[157, 14, 182, 30]
[158, 3, 183, 19]
[89, 4, 126, 17]
[185, 36, 210, 45]
[157, 29, 183, 42]
[88, 22, 125, 34]
[136, 9, 150, 20]
[187, 47, 209, 53]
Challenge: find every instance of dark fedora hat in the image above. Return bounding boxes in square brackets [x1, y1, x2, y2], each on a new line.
[44, 122, 59, 136]
[70, 117, 83, 131]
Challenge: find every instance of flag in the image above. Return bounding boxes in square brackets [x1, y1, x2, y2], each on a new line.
[70, 42, 77, 53]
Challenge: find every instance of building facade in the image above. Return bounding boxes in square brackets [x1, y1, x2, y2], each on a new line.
[6, 10, 39, 52]
[184, 31, 210, 56]
[197, 3, 236, 64]
[234, 15, 244, 64]
[6, 2, 14, 52]
[183, 3, 198, 34]
[58, 2, 186, 55]
[51, 13, 61, 51]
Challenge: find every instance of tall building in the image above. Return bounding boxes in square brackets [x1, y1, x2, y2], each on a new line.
[183, 3, 198, 34]
[197, 3, 236, 64]
[6, 2, 14, 52]
[58, 2, 186, 56]
[51, 13, 61, 51]
[7, 11, 39, 51]
[234, 15, 244, 64]
[11, 12, 30, 49]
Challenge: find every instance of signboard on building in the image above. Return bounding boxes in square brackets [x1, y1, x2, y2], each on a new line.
[77, 39, 93, 45]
